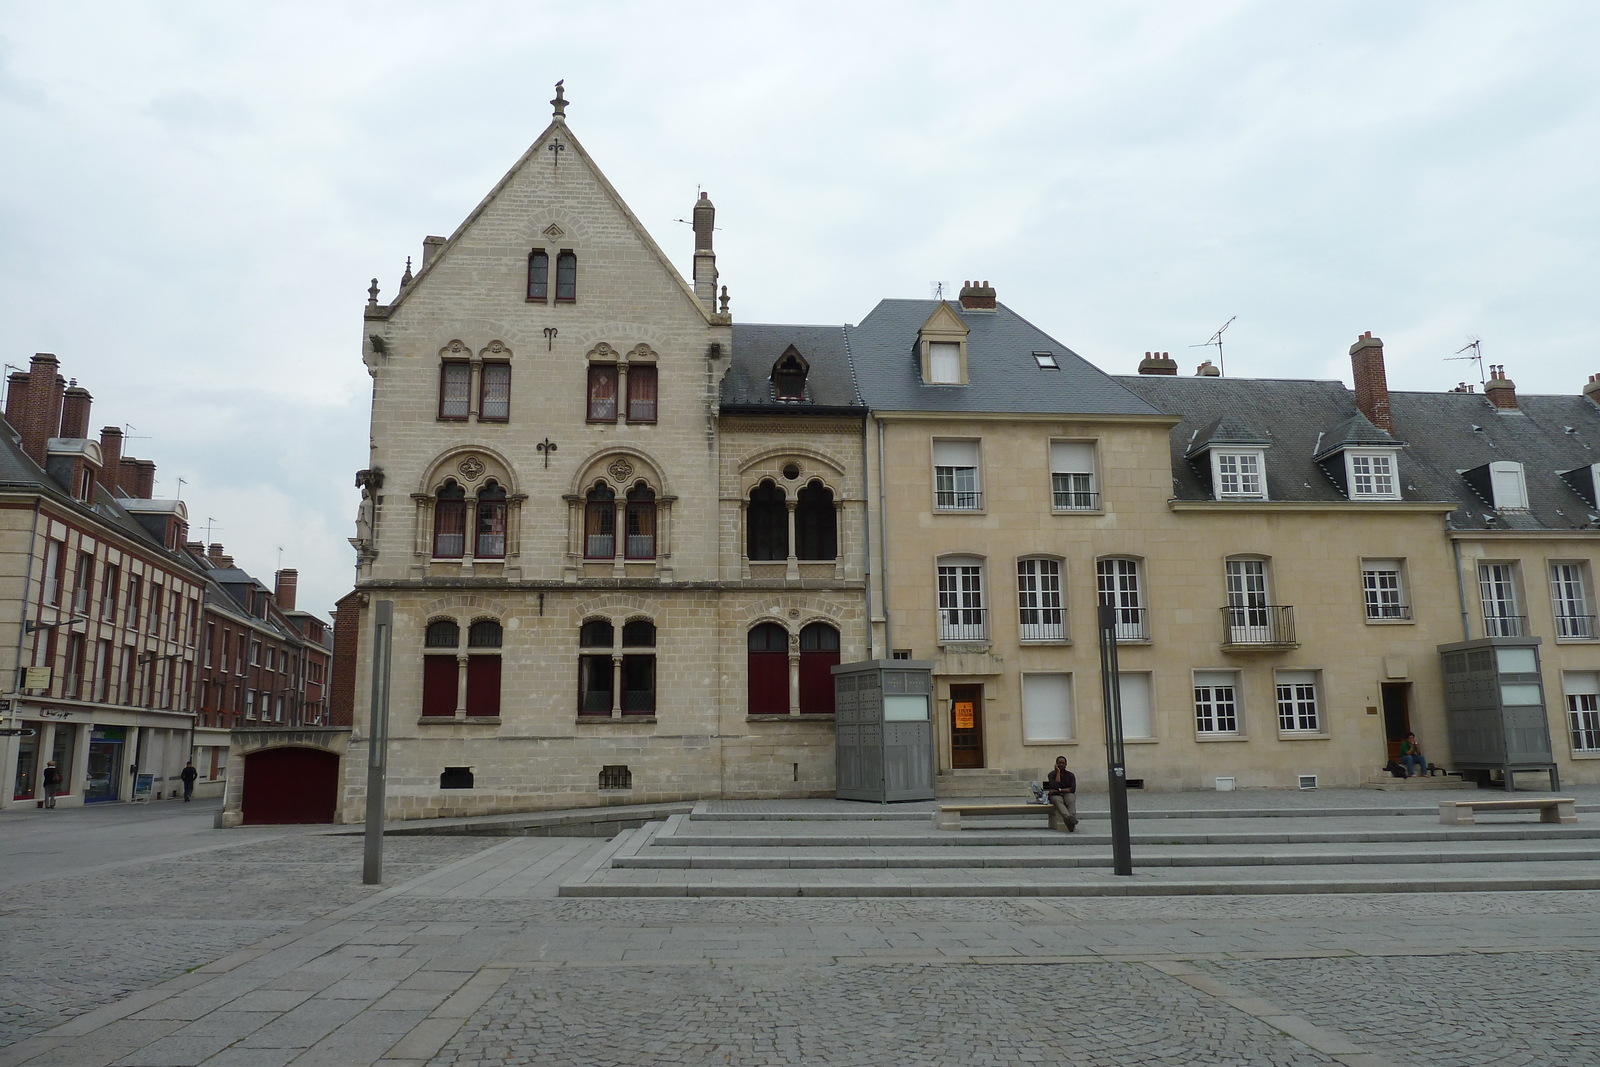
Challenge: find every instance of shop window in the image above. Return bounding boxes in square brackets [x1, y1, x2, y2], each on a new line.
[747, 622, 789, 714]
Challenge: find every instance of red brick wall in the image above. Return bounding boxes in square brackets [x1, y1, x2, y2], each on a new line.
[329, 590, 363, 727]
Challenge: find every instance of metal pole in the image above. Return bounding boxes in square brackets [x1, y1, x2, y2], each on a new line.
[1097, 605, 1133, 876]
[362, 600, 394, 885]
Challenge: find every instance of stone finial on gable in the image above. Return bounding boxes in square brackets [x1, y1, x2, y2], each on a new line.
[551, 79, 567, 120]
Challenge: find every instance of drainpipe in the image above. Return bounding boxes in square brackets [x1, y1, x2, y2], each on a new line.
[859, 417, 873, 659]
[876, 418, 892, 655]
[1451, 537, 1472, 641]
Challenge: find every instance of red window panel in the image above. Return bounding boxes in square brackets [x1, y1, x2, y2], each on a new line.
[747, 652, 788, 715]
[626, 365, 657, 423]
[798, 650, 840, 713]
[465, 656, 501, 717]
[421, 655, 458, 716]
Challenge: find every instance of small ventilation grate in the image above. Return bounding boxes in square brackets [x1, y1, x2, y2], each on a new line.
[1298, 774, 1318, 790]
[599, 765, 632, 790]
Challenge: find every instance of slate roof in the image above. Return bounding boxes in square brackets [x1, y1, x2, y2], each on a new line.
[848, 300, 1163, 416]
[1116, 374, 1600, 531]
[723, 324, 863, 412]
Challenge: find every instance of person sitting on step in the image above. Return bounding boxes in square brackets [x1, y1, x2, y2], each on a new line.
[1045, 756, 1078, 832]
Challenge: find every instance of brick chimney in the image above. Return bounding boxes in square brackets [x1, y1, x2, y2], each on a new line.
[58, 383, 92, 440]
[208, 543, 228, 568]
[129, 458, 155, 499]
[957, 281, 996, 310]
[5, 371, 29, 429]
[1195, 360, 1220, 377]
[1138, 351, 1178, 375]
[692, 192, 718, 313]
[19, 354, 64, 465]
[98, 428, 124, 493]
[1349, 331, 1391, 432]
[1584, 373, 1600, 408]
[275, 569, 298, 612]
[1483, 364, 1519, 410]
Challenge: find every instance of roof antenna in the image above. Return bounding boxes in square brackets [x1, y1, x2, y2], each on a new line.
[1446, 337, 1486, 384]
[1190, 316, 1236, 376]
[931, 282, 947, 300]
[204, 517, 221, 542]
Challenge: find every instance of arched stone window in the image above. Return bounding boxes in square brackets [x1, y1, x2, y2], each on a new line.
[747, 622, 789, 714]
[625, 484, 656, 560]
[795, 480, 836, 561]
[555, 250, 577, 302]
[468, 620, 503, 647]
[475, 481, 508, 559]
[527, 249, 549, 302]
[798, 622, 840, 714]
[433, 481, 467, 559]
[578, 619, 613, 715]
[747, 481, 787, 561]
[422, 619, 459, 717]
[465, 620, 502, 717]
[621, 619, 655, 647]
[585, 484, 616, 558]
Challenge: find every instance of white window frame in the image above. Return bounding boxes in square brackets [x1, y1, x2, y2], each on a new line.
[1193, 670, 1241, 736]
[1361, 559, 1409, 621]
[1550, 562, 1595, 640]
[1096, 558, 1146, 641]
[1049, 441, 1098, 511]
[937, 558, 986, 642]
[1488, 461, 1529, 511]
[1479, 562, 1523, 637]
[1017, 558, 1065, 641]
[1021, 672, 1073, 742]
[1211, 450, 1267, 500]
[1565, 671, 1600, 753]
[1275, 670, 1322, 734]
[927, 342, 962, 384]
[1225, 558, 1271, 642]
[1346, 449, 1399, 499]
[932, 439, 982, 511]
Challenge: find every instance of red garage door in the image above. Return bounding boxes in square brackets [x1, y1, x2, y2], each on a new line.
[242, 747, 340, 825]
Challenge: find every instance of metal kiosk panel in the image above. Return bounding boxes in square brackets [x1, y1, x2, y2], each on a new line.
[1437, 636, 1558, 790]
[832, 660, 935, 802]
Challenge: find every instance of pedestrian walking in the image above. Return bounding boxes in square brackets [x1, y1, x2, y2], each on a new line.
[181, 760, 198, 802]
[1045, 755, 1077, 832]
[41, 760, 61, 809]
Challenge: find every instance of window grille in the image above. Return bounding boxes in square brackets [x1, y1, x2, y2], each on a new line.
[1362, 562, 1409, 619]
[480, 363, 511, 421]
[599, 765, 632, 790]
[439, 362, 471, 420]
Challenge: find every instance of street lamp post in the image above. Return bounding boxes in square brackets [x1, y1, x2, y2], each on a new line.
[362, 601, 394, 885]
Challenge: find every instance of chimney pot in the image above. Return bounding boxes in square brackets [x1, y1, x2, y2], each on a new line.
[957, 280, 996, 310]
[58, 385, 92, 440]
[1584, 372, 1600, 407]
[1483, 365, 1519, 410]
[1138, 351, 1179, 375]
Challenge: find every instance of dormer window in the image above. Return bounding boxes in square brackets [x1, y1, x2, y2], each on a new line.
[772, 346, 809, 401]
[1212, 450, 1266, 500]
[1346, 450, 1399, 499]
[917, 302, 970, 385]
[1488, 461, 1529, 510]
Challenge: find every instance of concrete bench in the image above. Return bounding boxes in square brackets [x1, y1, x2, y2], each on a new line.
[1438, 797, 1577, 825]
[933, 803, 1068, 831]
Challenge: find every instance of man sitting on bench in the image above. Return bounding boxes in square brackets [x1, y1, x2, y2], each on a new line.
[1046, 756, 1078, 833]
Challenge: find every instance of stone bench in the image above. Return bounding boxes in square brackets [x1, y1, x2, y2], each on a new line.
[1438, 797, 1577, 825]
[933, 803, 1068, 831]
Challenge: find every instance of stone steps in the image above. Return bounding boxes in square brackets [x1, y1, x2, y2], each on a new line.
[654, 825, 1600, 848]
[1360, 773, 1475, 791]
[935, 770, 1033, 798]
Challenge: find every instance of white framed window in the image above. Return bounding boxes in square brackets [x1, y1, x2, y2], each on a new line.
[1346, 450, 1398, 499]
[937, 558, 985, 641]
[932, 440, 982, 510]
[928, 342, 961, 384]
[1118, 672, 1153, 739]
[1225, 558, 1272, 642]
[1049, 441, 1097, 510]
[1479, 563, 1523, 637]
[1096, 558, 1146, 640]
[1017, 558, 1065, 641]
[1193, 670, 1240, 735]
[1565, 672, 1600, 753]
[1488, 461, 1529, 511]
[1362, 559, 1409, 620]
[1211, 450, 1266, 500]
[1550, 562, 1594, 640]
[1275, 670, 1321, 733]
[1021, 672, 1073, 742]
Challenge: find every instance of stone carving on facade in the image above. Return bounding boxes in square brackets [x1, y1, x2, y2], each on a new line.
[628, 343, 657, 362]
[480, 340, 511, 358]
[458, 456, 486, 481]
[442, 339, 471, 357]
[587, 342, 619, 362]
[607, 458, 634, 482]
[542, 223, 565, 238]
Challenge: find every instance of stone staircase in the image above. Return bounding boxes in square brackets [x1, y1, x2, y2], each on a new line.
[1360, 771, 1474, 790]
[934, 768, 1033, 798]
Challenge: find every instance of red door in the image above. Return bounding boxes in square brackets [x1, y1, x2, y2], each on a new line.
[242, 747, 340, 824]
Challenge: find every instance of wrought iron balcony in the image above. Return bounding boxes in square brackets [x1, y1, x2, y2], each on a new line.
[935, 490, 983, 511]
[1482, 613, 1527, 638]
[1555, 614, 1597, 640]
[1365, 603, 1413, 621]
[1221, 604, 1298, 649]
[1100, 605, 1148, 642]
[1052, 490, 1100, 511]
[938, 608, 987, 642]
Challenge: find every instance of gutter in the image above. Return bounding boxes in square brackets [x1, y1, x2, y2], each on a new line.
[876, 418, 892, 654]
[1451, 537, 1472, 641]
[860, 416, 873, 658]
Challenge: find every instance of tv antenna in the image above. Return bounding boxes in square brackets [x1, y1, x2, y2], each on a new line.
[1190, 316, 1237, 376]
[931, 282, 947, 300]
[204, 517, 221, 543]
[122, 422, 150, 441]
[1446, 337, 1486, 384]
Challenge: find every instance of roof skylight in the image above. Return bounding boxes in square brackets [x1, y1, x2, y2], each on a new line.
[1033, 351, 1059, 370]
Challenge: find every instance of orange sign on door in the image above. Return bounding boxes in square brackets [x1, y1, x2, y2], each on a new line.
[954, 701, 975, 730]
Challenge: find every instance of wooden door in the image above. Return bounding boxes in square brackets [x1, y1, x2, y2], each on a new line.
[949, 684, 985, 769]
[242, 747, 339, 824]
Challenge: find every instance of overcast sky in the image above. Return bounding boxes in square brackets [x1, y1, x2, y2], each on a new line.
[2, 1, 1596, 617]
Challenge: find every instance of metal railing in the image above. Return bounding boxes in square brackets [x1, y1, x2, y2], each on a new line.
[1555, 614, 1597, 640]
[1365, 603, 1413, 621]
[1222, 604, 1296, 646]
[1018, 617, 1066, 641]
[938, 608, 987, 642]
[1099, 605, 1147, 641]
[1052, 490, 1100, 511]
[1482, 613, 1527, 638]
[935, 490, 983, 510]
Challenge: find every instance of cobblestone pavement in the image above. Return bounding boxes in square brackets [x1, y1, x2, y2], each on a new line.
[0, 821, 487, 1047]
[3, 810, 1598, 1067]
